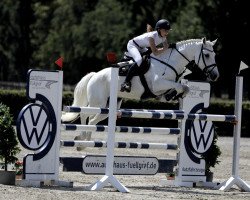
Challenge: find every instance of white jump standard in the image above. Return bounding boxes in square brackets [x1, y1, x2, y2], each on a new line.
[216, 76, 250, 191]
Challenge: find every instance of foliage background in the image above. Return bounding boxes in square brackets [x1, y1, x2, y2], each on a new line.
[0, 103, 20, 168]
[0, 0, 249, 97]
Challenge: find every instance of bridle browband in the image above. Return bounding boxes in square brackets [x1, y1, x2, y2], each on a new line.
[150, 43, 217, 82]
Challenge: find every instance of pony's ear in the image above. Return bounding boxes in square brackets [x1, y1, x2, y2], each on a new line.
[212, 38, 218, 46]
[202, 37, 207, 44]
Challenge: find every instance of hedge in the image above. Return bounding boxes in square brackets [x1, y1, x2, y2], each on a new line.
[1, 89, 249, 137]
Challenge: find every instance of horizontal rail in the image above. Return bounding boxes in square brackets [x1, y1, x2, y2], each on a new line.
[63, 106, 236, 122]
[63, 106, 184, 114]
[118, 111, 236, 122]
[61, 124, 180, 134]
[60, 140, 178, 150]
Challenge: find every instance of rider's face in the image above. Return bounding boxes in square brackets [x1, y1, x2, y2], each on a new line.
[160, 29, 169, 37]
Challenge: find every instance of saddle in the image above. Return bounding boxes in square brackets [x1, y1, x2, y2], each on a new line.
[118, 53, 150, 76]
[117, 52, 156, 99]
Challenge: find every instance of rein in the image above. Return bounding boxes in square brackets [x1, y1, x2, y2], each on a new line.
[150, 47, 191, 82]
[150, 55, 179, 81]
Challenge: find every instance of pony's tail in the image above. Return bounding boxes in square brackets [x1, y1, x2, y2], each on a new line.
[147, 24, 153, 32]
[61, 72, 95, 122]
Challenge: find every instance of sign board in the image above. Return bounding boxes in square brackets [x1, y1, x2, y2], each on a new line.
[177, 80, 213, 182]
[16, 69, 63, 181]
[82, 155, 159, 175]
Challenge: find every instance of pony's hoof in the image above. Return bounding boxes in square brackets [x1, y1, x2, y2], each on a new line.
[172, 84, 190, 100]
[76, 146, 85, 151]
[74, 135, 87, 151]
[165, 89, 177, 101]
[173, 92, 184, 100]
[181, 84, 190, 98]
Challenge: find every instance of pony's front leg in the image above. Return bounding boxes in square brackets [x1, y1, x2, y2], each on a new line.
[152, 78, 183, 94]
[152, 79, 189, 100]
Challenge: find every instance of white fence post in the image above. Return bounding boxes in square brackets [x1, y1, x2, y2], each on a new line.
[218, 76, 250, 191]
[88, 66, 129, 192]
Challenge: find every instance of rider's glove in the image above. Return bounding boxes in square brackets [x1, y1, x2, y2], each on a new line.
[169, 43, 176, 48]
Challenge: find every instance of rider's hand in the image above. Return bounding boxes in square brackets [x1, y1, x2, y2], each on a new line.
[169, 43, 176, 48]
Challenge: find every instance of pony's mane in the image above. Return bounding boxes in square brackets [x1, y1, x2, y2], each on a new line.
[176, 39, 202, 46]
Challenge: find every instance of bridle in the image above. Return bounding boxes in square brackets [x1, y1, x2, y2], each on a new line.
[197, 44, 217, 79]
[150, 43, 217, 81]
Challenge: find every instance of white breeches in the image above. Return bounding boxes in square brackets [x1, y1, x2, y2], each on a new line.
[127, 40, 143, 66]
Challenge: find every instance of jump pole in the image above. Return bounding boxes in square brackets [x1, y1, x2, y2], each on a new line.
[217, 76, 250, 191]
[88, 66, 129, 192]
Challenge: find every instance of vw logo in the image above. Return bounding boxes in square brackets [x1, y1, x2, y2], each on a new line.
[189, 120, 214, 154]
[16, 94, 57, 160]
[17, 103, 51, 150]
[184, 103, 215, 164]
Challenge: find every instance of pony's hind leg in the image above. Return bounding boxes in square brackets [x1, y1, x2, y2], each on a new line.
[85, 99, 123, 140]
[75, 92, 110, 151]
[75, 99, 123, 151]
[86, 98, 123, 138]
[74, 113, 90, 151]
[75, 113, 109, 151]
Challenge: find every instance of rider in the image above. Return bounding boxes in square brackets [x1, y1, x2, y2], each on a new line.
[120, 19, 171, 92]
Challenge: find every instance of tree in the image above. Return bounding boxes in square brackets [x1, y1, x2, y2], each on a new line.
[0, 103, 20, 171]
[1, 0, 249, 98]
[0, 0, 20, 81]
[0, 0, 33, 82]
[169, 0, 205, 42]
[31, 0, 133, 84]
[198, 0, 250, 98]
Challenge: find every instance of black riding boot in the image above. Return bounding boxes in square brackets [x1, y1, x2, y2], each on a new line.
[120, 63, 138, 92]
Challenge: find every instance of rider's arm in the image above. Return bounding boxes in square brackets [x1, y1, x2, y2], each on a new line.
[149, 37, 168, 56]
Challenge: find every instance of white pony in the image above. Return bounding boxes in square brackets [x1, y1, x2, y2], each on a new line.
[62, 37, 219, 143]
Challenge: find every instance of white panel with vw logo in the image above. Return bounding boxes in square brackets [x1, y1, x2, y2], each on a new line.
[177, 80, 212, 183]
[16, 69, 63, 185]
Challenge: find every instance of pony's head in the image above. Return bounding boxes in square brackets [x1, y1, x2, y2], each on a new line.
[195, 38, 219, 82]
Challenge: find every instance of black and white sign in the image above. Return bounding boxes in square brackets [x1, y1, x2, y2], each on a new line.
[82, 155, 159, 175]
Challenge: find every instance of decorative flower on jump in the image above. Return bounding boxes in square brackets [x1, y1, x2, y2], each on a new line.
[15, 161, 23, 175]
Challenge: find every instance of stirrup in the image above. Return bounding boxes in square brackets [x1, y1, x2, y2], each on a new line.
[120, 82, 131, 92]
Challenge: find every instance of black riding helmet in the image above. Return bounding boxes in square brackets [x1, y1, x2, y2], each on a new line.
[155, 19, 171, 31]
